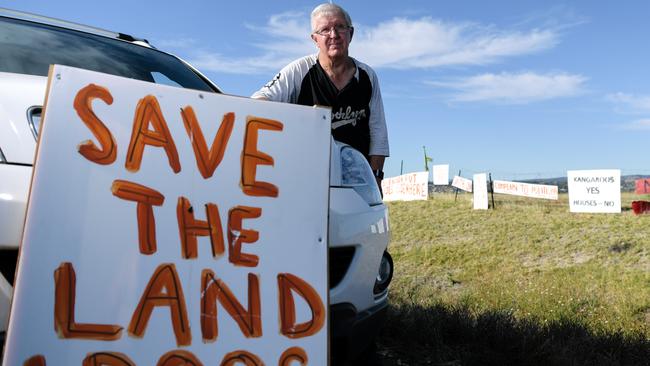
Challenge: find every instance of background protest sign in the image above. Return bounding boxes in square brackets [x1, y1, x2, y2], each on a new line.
[492, 180, 558, 200]
[473, 173, 488, 210]
[636, 178, 650, 194]
[451, 176, 472, 192]
[568, 169, 621, 213]
[432, 164, 449, 185]
[382, 171, 429, 201]
[4, 66, 330, 365]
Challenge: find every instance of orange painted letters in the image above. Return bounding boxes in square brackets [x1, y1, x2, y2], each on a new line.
[278, 273, 325, 339]
[181, 107, 235, 179]
[23, 355, 46, 366]
[279, 347, 308, 366]
[74, 84, 117, 165]
[200, 270, 262, 342]
[220, 350, 264, 366]
[176, 197, 224, 259]
[157, 350, 203, 366]
[241, 117, 283, 197]
[111, 180, 165, 254]
[227, 206, 261, 267]
[54, 262, 123, 340]
[126, 95, 181, 173]
[82, 352, 135, 366]
[128, 263, 191, 346]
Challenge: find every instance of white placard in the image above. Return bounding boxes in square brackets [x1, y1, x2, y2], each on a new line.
[473, 173, 488, 210]
[492, 180, 558, 200]
[4, 66, 330, 365]
[567, 169, 621, 213]
[381, 171, 429, 201]
[432, 164, 449, 185]
[451, 176, 473, 192]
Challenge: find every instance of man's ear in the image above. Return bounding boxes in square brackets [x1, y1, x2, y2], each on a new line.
[311, 34, 318, 44]
[349, 26, 354, 41]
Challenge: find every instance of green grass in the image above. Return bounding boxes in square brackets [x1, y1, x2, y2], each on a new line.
[377, 193, 650, 366]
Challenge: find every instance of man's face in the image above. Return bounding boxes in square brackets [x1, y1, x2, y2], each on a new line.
[311, 13, 353, 60]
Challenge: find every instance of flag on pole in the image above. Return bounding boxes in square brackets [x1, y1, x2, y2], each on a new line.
[423, 146, 433, 171]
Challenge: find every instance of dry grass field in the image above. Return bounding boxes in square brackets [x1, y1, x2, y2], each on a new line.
[376, 192, 650, 366]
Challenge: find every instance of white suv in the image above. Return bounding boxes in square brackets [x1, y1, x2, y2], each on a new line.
[0, 8, 392, 363]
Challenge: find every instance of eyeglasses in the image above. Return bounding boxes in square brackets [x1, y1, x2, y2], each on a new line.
[313, 25, 352, 36]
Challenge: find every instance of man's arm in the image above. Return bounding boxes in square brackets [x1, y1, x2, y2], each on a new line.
[369, 155, 385, 172]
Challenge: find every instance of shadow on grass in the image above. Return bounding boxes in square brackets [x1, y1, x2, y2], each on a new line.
[377, 303, 650, 366]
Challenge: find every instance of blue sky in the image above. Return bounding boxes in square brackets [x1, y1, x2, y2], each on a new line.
[5, 0, 650, 179]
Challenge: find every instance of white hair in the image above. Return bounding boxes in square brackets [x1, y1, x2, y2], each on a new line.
[310, 3, 352, 32]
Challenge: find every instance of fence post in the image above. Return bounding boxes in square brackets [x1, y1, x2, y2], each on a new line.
[489, 173, 496, 210]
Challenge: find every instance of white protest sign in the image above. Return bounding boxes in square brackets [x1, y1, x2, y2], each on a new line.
[381, 171, 429, 201]
[451, 176, 472, 192]
[4, 66, 330, 365]
[492, 180, 558, 200]
[473, 173, 488, 210]
[432, 164, 449, 185]
[567, 169, 621, 213]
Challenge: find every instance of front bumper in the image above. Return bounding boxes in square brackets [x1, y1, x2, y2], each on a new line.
[0, 164, 31, 335]
[330, 301, 388, 363]
[328, 187, 390, 311]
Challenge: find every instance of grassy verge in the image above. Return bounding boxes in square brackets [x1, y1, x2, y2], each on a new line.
[378, 193, 650, 366]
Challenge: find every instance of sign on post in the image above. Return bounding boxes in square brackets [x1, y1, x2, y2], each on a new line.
[567, 169, 621, 213]
[635, 178, 650, 195]
[473, 173, 488, 210]
[492, 180, 558, 200]
[381, 171, 429, 201]
[451, 176, 472, 192]
[4, 66, 330, 365]
[432, 164, 449, 185]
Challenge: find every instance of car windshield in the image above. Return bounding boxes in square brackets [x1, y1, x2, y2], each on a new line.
[0, 16, 217, 92]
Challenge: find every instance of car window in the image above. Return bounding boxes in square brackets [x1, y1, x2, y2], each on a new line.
[0, 16, 217, 92]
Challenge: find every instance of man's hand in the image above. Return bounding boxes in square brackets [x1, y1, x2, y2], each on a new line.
[369, 155, 385, 197]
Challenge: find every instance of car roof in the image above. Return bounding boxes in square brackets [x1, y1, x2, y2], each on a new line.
[0, 7, 223, 93]
[0, 7, 153, 48]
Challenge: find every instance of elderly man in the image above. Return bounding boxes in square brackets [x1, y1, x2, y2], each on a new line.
[252, 3, 389, 185]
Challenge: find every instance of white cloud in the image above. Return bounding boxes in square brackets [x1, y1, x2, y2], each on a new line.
[620, 119, 650, 130]
[188, 50, 306, 75]
[428, 71, 587, 103]
[174, 12, 563, 75]
[351, 18, 558, 68]
[607, 93, 650, 113]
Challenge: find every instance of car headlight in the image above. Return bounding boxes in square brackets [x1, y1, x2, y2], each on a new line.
[340, 146, 382, 206]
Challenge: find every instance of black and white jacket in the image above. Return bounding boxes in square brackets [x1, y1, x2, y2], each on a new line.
[252, 54, 389, 158]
